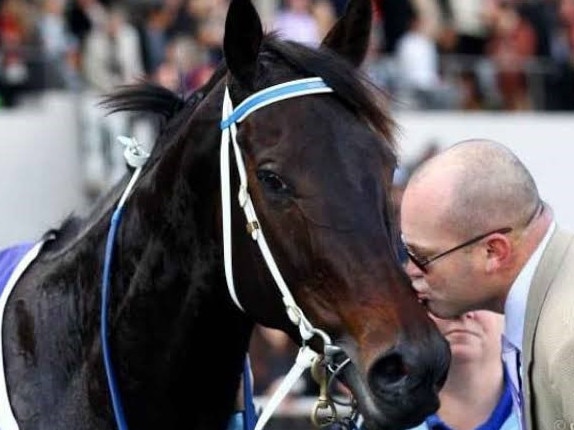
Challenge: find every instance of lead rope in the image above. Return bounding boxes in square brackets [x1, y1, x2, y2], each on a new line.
[219, 78, 345, 429]
[243, 355, 258, 429]
[101, 137, 149, 430]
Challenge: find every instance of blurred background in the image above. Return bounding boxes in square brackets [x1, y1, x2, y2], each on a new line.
[1, 0, 574, 427]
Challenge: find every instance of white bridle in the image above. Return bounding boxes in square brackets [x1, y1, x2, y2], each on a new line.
[219, 77, 342, 429]
[220, 77, 334, 340]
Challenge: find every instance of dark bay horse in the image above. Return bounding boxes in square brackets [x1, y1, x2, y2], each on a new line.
[1, 0, 449, 429]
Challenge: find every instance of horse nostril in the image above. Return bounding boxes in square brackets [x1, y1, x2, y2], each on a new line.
[371, 351, 407, 386]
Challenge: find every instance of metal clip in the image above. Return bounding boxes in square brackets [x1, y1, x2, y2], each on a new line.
[246, 221, 259, 235]
[311, 355, 337, 427]
[117, 136, 150, 168]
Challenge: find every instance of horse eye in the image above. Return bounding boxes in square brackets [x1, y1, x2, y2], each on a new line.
[256, 170, 291, 195]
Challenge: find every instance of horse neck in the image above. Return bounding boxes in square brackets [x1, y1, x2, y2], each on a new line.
[98, 109, 257, 426]
[35, 96, 253, 426]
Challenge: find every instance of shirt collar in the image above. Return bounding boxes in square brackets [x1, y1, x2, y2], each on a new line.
[503, 220, 555, 352]
[423, 372, 514, 430]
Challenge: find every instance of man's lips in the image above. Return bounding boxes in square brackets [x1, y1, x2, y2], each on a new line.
[416, 292, 430, 301]
[417, 296, 430, 307]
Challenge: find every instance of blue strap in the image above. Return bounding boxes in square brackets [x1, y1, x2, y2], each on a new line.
[101, 207, 129, 430]
[226, 412, 245, 430]
[220, 78, 333, 129]
[242, 355, 258, 430]
[422, 370, 515, 430]
[0, 243, 34, 296]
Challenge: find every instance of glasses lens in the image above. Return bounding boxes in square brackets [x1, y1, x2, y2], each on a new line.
[407, 250, 428, 273]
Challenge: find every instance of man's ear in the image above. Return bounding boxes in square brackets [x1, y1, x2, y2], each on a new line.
[485, 234, 512, 272]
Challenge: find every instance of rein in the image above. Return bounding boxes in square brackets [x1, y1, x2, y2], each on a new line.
[101, 137, 149, 430]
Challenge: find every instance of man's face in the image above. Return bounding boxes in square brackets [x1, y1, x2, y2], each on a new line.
[400, 183, 492, 319]
[400, 236, 484, 319]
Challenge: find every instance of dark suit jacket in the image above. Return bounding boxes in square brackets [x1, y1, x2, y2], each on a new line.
[523, 226, 574, 429]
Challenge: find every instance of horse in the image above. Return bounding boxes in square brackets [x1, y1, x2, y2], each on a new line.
[0, 0, 450, 429]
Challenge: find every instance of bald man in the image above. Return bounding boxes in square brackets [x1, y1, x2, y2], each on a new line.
[400, 139, 574, 430]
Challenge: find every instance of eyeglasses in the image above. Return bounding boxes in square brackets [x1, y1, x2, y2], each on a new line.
[403, 201, 543, 273]
[403, 227, 513, 273]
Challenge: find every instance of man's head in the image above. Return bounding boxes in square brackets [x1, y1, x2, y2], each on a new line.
[400, 139, 545, 318]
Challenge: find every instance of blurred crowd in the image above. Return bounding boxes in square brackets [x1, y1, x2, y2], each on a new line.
[0, 0, 224, 107]
[369, 0, 574, 111]
[0, 0, 574, 111]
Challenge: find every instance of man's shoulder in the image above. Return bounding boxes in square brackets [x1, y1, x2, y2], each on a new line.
[549, 225, 574, 255]
[531, 226, 574, 346]
[533, 225, 574, 303]
[542, 226, 574, 289]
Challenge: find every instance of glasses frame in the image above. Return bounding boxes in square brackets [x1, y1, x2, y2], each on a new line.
[404, 227, 513, 273]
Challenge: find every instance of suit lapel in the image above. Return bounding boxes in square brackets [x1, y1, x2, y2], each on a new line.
[523, 227, 572, 429]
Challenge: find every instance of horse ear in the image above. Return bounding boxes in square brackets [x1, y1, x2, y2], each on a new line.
[223, 0, 263, 89]
[320, 0, 373, 67]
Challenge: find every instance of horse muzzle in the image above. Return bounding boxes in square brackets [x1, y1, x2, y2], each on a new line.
[339, 337, 450, 430]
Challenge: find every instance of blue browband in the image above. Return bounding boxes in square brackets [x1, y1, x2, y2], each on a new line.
[220, 77, 334, 129]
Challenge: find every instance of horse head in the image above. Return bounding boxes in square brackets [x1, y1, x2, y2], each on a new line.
[220, 0, 450, 428]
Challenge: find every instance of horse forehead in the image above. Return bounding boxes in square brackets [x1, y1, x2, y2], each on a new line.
[252, 109, 389, 219]
[249, 99, 385, 158]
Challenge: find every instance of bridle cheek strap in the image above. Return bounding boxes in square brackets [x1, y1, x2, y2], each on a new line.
[220, 78, 338, 429]
[220, 78, 334, 344]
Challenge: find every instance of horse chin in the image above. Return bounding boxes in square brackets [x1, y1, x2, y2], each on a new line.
[342, 364, 440, 430]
